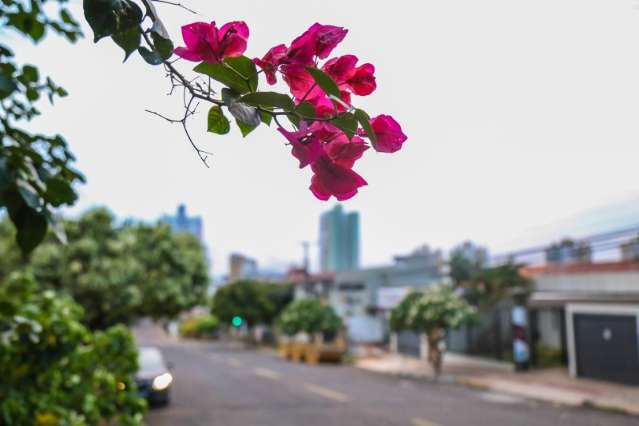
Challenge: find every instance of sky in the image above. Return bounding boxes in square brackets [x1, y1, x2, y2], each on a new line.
[11, 0, 639, 274]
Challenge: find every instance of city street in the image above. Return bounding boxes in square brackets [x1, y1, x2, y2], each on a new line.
[137, 329, 634, 426]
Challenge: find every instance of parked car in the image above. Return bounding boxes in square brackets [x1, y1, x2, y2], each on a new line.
[136, 346, 173, 406]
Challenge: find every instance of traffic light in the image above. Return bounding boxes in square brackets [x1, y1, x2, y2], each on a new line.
[231, 316, 243, 328]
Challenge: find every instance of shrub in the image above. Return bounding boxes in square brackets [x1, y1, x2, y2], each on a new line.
[0, 273, 146, 425]
[179, 315, 220, 339]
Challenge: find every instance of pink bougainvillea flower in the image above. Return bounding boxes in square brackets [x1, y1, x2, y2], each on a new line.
[347, 63, 376, 95]
[253, 44, 288, 85]
[174, 22, 218, 63]
[287, 23, 348, 64]
[281, 65, 317, 99]
[322, 55, 376, 96]
[174, 21, 249, 64]
[310, 155, 367, 201]
[311, 23, 348, 59]
[278, 124, 323, 169]
[370, 114, 407, 153]
[322, 55, 358, 82]
[325, 135, 369, 168]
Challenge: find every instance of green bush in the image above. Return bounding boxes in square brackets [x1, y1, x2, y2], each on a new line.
[180, 315, 220, 339]
[535, 343, 563, 368]
[277, 299, 342, 336]
[0, 273, 146, 426]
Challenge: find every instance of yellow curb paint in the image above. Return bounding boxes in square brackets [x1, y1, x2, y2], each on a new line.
[303, 383, 349, 403]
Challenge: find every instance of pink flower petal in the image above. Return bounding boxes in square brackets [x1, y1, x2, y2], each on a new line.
[370, 114, 407, 153]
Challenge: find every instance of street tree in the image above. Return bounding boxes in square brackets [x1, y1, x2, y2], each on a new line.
[122, 221, 209, 322]
[277, 299, 342, 337]
[1, 208, 209, 330]
[211, 280, 275, 328]
[392, 286, 477, 376]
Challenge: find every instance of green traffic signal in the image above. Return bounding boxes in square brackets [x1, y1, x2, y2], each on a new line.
[231, 316, 243, 328]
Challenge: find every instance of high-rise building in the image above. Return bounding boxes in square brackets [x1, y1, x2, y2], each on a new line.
[160, 204, 203, 242]
[319, 204, 360, 272]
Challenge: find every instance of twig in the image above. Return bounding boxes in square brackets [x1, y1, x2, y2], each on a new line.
[151, 0, 197, 14]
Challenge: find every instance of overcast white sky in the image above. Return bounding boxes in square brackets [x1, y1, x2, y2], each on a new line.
[13, 0, 639, 274]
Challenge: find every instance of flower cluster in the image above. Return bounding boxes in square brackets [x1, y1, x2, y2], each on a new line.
[174, 21, 407, 201]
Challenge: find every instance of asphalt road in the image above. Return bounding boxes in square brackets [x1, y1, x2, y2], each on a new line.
[137, 331, 634, 426]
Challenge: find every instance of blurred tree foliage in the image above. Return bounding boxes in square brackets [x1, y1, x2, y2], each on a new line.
[0, 0, 85, 255]
[276, 299, 342, 336]
[0, 208, 209, 330]
[211, 280, 277, 328]
[390, 286, 477, 375]
[0, 273, 146, 425]
[460, 263, 533, 307]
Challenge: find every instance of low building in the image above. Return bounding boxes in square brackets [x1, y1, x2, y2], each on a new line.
[291, 247, 449, 344]
[524, 260, 639, 386]
[229, 253, 258, 282]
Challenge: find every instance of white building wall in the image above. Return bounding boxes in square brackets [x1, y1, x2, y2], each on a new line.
[535, 271, 639, 293]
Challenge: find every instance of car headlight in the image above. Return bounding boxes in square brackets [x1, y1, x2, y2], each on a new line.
[152, 373, 173, 391]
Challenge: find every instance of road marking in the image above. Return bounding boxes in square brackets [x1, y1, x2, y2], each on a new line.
[253, 367, 281, 381]
[227, 358, 243, 368]
[303, 383, 349, 403]
[411, 418, 442, 426]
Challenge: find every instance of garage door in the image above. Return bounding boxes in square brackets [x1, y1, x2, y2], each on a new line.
[574, 313, 639, 385]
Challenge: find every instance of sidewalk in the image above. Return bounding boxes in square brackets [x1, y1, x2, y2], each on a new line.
[355, 351, 639, 416]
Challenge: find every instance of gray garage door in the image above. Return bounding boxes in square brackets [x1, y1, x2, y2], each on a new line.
[574, 313, 639, 386]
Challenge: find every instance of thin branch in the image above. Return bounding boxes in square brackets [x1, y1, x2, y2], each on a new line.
[151, 0, 198, 14]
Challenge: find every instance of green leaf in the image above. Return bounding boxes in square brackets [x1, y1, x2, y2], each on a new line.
[21, 65, 39, 83]
[138, 46, 163, 65]
[295, 101, 316, 120]
[151, 31, 173, 60]
[221, 87, 261, 128]
[194, 56, 258, 94]
[111, 26, 141, 62]
[45, 177, 77, 207]
[83, 0, 143, 42]
[60, 9, 75, 25]
[45, 211, 68, 245]
[235, 120, 258, 138]
[207, 106, 230, 135]
[16, 179, 41, 210]
[224, 56, 258, 92]
[5, 192, 47, 255]
[354, 108, 377, 146]
[260, 111, 272, 126]
[288, 100, 317, 127]
[141, 0, 171, 40]
[0, 158, 9, 192]
[305, 67, 340, 99]
[239, 92, 294, 111]
[0, 74, 18, 99]
[16, 209, 48, 254]
[330, 112, 358, 140]
[228, 102, 260, 127]
[221, 88, 240, 104]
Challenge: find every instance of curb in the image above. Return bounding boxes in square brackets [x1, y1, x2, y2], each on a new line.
[355, 364, 637, 418]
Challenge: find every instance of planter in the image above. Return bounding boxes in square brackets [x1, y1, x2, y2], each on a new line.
[290, 341, 306, 362]
[277, 340, 293, 359]
[303, 333, 347, 365]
